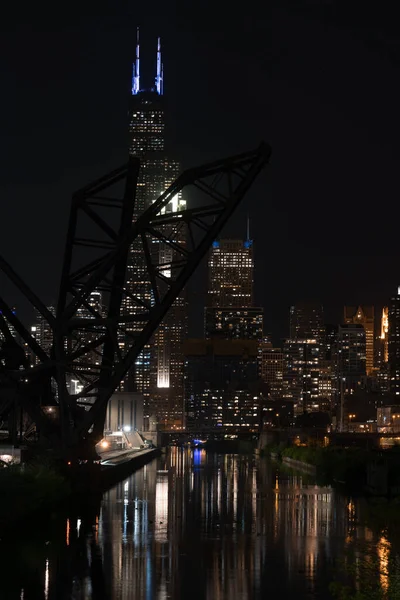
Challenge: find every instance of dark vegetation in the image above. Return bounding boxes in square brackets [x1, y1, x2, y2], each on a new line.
[0, 463, 70, 529]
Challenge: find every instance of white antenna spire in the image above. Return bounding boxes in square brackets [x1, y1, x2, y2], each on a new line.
[132, 27, 140, 95]
[156, 36, 163, 95]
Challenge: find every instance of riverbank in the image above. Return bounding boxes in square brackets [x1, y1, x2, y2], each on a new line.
[265, 444, 400, 495]
[0, 465, 71, 530]
[281, 455, 317, 474]
[0, 447, 161, 532]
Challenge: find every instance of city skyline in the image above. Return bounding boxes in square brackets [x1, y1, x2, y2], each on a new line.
[1, 7, 400, 345]
[22, 278, 400, 348]
[1, 9, 400, 600]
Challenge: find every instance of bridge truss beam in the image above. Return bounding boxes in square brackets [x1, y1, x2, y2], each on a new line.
[0, 142, 271, 451]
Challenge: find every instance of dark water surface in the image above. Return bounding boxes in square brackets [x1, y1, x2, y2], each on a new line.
[0, 449, 393, 599]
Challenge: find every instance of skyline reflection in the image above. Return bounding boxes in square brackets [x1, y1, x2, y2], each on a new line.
[0, 449, 395, 599]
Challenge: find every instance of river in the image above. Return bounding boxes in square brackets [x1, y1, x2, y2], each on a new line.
[0, 448, 395, 599]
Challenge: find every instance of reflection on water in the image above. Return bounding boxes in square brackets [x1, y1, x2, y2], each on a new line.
[377, 534, 391, 593]
[0, 449, 396, 599]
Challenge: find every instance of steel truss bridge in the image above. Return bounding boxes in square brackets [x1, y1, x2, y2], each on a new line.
[0, 143, 271, 458]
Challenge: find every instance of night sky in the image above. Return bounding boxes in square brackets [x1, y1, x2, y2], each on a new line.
[1, 0, 400, 343]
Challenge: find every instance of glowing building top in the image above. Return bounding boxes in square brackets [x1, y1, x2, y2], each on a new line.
[132, 27, 140, 95]
[131, 28, 164, 96]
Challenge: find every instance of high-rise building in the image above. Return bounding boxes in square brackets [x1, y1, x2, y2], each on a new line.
[283, 338, 321, 416]
[259, 341, 284, 399]
[320, 324, 339, 410]
[378, 307, 389, 365]
[207, 239, 254, 308]
[344, 305, 375, 375]
[30, 306, 55, 366]
[205, 238, 262, 340]
[205, 307, 263, 341]
[184, 339, 261, 430]
[323, 324, 339, 362]
[337, 324, 366, 391]
[289, 303, 324, 344]
[284, 304, 325, 416]
[186, 237, 262, 429]
[122, 30, 187, 429]
[389, 288, 400, 397]
[374, 307, 389, 392]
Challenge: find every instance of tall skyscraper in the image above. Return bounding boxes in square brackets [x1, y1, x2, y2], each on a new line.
[184, 339, 260, 430]
[337, 324, 366, 390]
[375, 307, 390, 392]
[344, 305, 375, 375]
[283, 338, 321, 416]
[186, 237, 263, 429]
[123, 30, 187, 429]
[259, 341, 284, 399]
[205, 238, 263, 339]
[207, 239, 254, 308]
[284, 304, 325, 416]
[30, 306, 55, 366]
[320, 324, 339, 411]
[380, 306, 389, 364]
[389, 288, 400, 397]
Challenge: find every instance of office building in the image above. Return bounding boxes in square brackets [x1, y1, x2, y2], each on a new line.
[289, 303, 324, 344]
[376, 306, 389, 368]
[283, 338, 321, 416]
[344, 305, 375, 375]
[337, 324, 366, 391]
[30, 306, 55, 366]
[321, 324, 339, 409]
[389, 287, 400, 396]
[205, 237, 260, 341]
[184, 339, 261, 430]
[207, 239, 254, 308]
[323, 324, 338, 362]
[205, 306, 263, 340]
[122, 30, 187, 428]
[258, 342, 284, 399]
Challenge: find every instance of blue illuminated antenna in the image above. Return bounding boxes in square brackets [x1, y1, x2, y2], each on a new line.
[244, 215, 253, 248]
[155, 37, 163, 95]
[132, 27, 140, 95]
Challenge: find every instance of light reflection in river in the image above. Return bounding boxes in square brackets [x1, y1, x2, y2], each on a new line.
[0, 448, 397, 599]
[377, 534, 391, 593]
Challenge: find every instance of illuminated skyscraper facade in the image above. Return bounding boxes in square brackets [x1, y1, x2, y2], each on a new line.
[389, 288, 400, 397]
[205, 238, 262, 340]
[186, 238, 262, 428]
[207, 239, 254, 308]
[30, 306, 55, 366]
[184, 339, 260, 430]
[344, 305, 375, 375]
[283, 338, 321, 416]
[319, 324, 339, 410]
[285, 304, 326, 415]
[259, 342, 284, 398]
[123, 30, 187, 429]
[378, 306, 389, 365]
